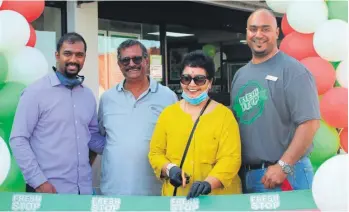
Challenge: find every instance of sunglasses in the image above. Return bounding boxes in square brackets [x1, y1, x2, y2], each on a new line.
[119, 56, 143, 66]
[180, 74, 207, 86]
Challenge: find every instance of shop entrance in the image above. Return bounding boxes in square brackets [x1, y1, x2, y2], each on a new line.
[97, 1, 281, 106]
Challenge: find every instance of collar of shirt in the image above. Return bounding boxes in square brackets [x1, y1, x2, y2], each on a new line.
[48, 69, 84, 88]
[116, 76, 158, 93]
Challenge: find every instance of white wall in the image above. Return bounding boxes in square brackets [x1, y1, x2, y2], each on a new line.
[67, 1, 99, 101]
[66, 1, 102, 194]
[35, 31, 57, 69]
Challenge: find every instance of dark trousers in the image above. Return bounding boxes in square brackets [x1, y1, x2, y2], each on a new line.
[26, 184, 36, 193]
[238, 167, 248, 194]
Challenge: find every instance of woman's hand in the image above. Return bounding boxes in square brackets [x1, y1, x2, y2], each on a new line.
[169, 166, 190, 187]
[186, 181, 211, 199]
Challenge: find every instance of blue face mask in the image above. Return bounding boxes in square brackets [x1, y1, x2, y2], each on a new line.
[55, 70, 84, 88]
[182, 90, 209, 105]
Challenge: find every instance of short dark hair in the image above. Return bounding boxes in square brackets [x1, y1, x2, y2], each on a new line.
[180, 50, 215, 80]
[56, 32, 87, 52]
[117, 39, 148, 59]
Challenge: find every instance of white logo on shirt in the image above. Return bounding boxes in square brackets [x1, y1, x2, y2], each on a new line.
[239, 88, 260, 112]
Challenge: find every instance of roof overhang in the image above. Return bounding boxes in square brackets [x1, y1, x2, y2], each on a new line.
[192, 0, 283, 17]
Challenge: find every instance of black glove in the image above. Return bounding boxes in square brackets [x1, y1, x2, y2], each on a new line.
[169, 166, 190, 187]
[186, 181, 211, 199]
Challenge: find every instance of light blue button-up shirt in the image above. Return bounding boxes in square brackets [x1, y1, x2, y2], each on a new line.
[10, 71, 105, 194]
[98, 77, 178, 195]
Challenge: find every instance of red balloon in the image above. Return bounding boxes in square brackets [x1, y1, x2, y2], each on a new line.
[0, 0, 45, 22]
[320, 87, 348, 128]
[279, 31, 319, 61]
[300, 57, 336, 95]
[281, 14, 294, 36]
[26, 24, 36, 47]
[339, 128, 348, 153]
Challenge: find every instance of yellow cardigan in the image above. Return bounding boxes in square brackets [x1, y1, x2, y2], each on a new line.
[148, 102, 242, 196]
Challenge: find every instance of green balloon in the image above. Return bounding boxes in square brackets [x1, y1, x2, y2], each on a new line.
[0, 53, 9, 84]
[312, 164, 319, 174]
[334, 80, 342, 87]
[0, 82, 26, 122]
[0, 121, 13, 145]
[331, 61, 341, 70]
[332, 61, 343, 87]
[0, 156, 25, 192]
[309, 120, 340, 168]
[202, 44, 216, 58]
[0, 127, 5, 141]
[327, 0, 348, 22]
[0, 82, 27, 192]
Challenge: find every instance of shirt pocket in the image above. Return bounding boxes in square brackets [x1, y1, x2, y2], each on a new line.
[145, 105, 163, 140]
[103, 110, 128, 132]
[148, 104, 163, 124]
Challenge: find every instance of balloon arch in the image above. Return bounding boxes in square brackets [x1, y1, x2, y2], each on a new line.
[266, 0, 347, 211]
[0, 0, 46, 192]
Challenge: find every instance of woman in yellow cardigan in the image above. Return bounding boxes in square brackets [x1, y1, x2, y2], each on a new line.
[148, 50, 242, 199]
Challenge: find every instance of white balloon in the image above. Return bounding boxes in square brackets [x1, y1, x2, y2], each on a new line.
[313, 19, 348, 62]
[0, 10, 30, 53]
[266, 0, 324, 14]
[265, 0, 292, 13]
[286, 1, 328, 34]
[0, 0, 3, 8]
[312, 154, 348, 211]
[7, 47, 49, 85]
[0, 137, 11, 186]
[336, 60, 348, 88]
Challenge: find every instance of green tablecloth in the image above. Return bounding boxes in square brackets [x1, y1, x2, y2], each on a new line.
[0, 190, 318, 211]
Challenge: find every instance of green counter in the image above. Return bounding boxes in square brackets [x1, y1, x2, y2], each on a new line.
[0, 190, 318, 211]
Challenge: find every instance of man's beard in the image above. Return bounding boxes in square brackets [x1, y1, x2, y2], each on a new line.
[248, 39, 270, 58]
[64, 63, 81, 78]
[252, 48, 268, 58]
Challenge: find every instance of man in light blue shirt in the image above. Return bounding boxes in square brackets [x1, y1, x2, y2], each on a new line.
[98, 39, 178, 195]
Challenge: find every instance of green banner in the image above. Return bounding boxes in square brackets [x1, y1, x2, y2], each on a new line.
[0, 190, 318, 211]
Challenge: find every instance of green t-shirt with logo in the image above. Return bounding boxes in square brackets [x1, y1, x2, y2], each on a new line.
[231, 51, 320, 164]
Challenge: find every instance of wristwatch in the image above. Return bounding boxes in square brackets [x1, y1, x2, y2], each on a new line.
[166, 163, 177, 177]
[278, 160, 294, 174]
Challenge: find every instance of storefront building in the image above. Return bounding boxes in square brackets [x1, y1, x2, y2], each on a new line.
[34, 1, 282, 106]
[32, 1, 282, 193]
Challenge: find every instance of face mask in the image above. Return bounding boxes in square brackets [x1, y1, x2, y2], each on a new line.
[55, 70, 84, 88]
[182, 90, 209, 105]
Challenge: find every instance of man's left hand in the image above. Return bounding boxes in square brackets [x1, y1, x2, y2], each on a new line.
[261, 164, 287, 189]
